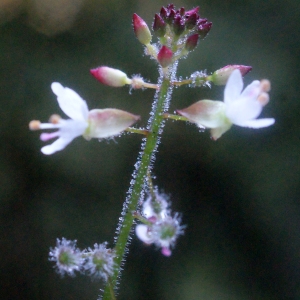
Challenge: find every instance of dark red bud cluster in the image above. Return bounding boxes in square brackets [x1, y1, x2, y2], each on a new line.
[154, 3, 212, 39]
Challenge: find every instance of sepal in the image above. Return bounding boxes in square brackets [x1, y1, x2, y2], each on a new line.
[85, 109, 140, 139]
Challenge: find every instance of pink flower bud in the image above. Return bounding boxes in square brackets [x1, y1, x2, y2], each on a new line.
[209, 65, 252, 85]
[132, 13, 152, 45]
[157, 46, 173, 68]
[90, 66, 132, 87]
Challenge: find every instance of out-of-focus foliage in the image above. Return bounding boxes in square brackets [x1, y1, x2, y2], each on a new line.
[0, 0, 299, 299]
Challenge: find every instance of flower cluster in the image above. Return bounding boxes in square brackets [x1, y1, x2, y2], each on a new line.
[155, 4, 212, 40]
[133, 4, 212, 69]
[49, 238, 115, 281]
[136, 191, 184, 256]
[177, 70, 275, 139]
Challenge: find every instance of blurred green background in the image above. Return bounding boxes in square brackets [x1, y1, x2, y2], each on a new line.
[1, 0, 299, 299]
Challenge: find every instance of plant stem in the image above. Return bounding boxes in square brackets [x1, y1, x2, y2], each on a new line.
[102, 63, 177, 299]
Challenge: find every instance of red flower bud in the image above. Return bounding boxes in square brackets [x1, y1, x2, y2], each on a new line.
[197, 22, 212, 39]
[132, 13, 152, 45]
[185, 34, 199, 51]
[153, 14, 166, 37]
[157, 46, 173, 68]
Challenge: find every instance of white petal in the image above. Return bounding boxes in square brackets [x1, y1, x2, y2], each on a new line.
[235, 118, 275, 128]
[224, 70, 243, 105]
[51, 82, 89, 121]
[59, 119, 88, 138]
[226, 97, 262, 124]
[240, 80, 260, 99]
[41, 136, 74, 155]
[136, 225, 153, 244]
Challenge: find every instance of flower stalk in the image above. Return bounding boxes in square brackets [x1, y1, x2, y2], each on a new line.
[102, 64, 177, 299]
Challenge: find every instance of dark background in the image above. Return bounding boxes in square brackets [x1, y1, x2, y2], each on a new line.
[1, 0, 299, 299]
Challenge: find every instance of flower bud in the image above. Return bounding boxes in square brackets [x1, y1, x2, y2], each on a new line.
[153, 13, 166, 37]
[132, 13, 152, 45]
[197, 21, 212, 39]
[209, 65, 252, 85]
[157, 46, 173, 68]
[159, 6, 168, 19]
[90, 66, 132, 87]
[84, 108, 140, 139]
[177, 7, 185, 16]
[185, 34, 199, 51]
[184, 6, 200, 17]
[185, 12, 198, 29]
[173, 15, 185, 36]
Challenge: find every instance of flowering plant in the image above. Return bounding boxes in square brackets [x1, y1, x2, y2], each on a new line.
[29, 3, 274, 299]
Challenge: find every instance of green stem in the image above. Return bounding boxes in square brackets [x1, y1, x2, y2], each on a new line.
[163, 113, 190, 122]
[125, 127, 149, 136]
[102, 64, 177, 299]
[107, 278, 116, 300]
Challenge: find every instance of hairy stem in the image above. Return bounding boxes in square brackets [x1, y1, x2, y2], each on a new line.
[102, 63, 177, 299]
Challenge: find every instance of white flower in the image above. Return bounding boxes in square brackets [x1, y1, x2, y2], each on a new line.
[83, 243, 115, 281]
[177, 70, 275, 139]
[142, 192, 169, 220]
[49, 238, 84, 277]
[29, 82, 140, 155]
[136, 214, 183, 257]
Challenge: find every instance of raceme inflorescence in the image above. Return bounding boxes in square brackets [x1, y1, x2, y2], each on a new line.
[29, 3, 274, 299]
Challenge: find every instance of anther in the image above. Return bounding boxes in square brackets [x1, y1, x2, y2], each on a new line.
[260, 79, 271, 93]
[49, 114, 61, 124]
[29, 120, 41, 130]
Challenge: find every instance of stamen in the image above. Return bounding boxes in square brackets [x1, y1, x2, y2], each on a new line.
[29, 120, 41, 130]
[257, 92, 269, 106]
[260, 79, 271, 92]
[40, 132, 59, 142]
[49, 114, 61, 124]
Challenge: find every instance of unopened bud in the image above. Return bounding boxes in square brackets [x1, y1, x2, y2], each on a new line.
[153, 14, 166, 37]
[185, 12, 198, 29]
[132, 13, 152, 45]
[159, 6, 168, 19]
[177, 7, 185, 16]
[185, 6, 200, 17]
[185, 34, 199, 51]
[90, 66, 132, 87]
[197, 22, 212, 39]
[173, 15, 185, 36]
[209, 65, 252, 85]
[157, 46, 173, 68]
